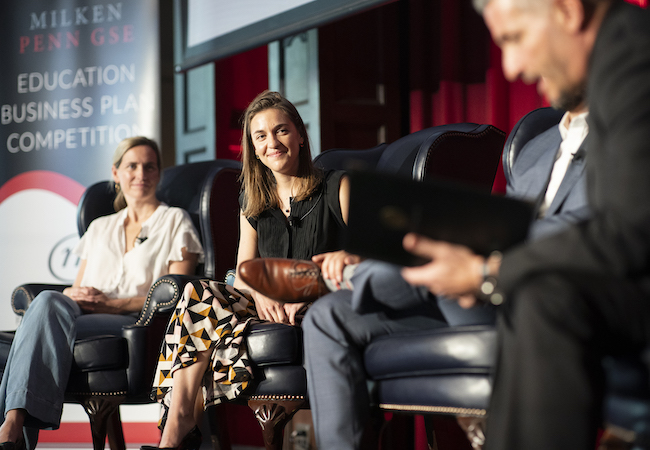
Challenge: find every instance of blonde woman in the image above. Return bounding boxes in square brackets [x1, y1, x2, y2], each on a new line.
[0, 137, 203, 450]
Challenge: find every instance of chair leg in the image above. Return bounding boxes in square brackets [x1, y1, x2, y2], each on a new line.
[204, 404, 232, 450]
[107, 408, 127, 450]
[77, 395, 126, 450]
[376, 414, 413, 450]
[423, 416, 439, 450]
[248, 398, 305, 450]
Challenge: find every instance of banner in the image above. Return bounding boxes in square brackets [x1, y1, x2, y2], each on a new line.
[0, 0, 161, 329]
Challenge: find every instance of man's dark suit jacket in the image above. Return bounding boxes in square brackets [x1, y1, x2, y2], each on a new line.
[439, 122, 591, 327]
[499, 0, 650, 295]
[507, 124, 589, 241]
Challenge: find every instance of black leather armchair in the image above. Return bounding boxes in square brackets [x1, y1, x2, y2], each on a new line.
[1, 159, 242, 450]
[232, 123, 506, 450]
[362, 108, 650, 450]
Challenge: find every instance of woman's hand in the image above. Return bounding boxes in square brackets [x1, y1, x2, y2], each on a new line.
[312, 250, 362, 288]
[64, 286, 108, 304]
[78, 298, 131, 314]
[64, 286, 111, 313]
[253, 291, 290, 324]
[283, 302, 308, 326]
[63, 286, 142, 314]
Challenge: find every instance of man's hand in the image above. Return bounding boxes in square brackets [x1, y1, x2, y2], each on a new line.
[401, 233, 485, 307]
[312, 250, 362, 288]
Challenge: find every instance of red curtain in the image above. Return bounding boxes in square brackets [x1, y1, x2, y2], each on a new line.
[214, 46, 269, 160]
[410, 0, 646, 194]
[406, 0, 547, 194]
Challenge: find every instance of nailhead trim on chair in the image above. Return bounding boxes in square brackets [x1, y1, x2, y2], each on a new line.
[379, 403, 487, 417]
[136, 278, 180, 326]
[67, 391, 128, 396]
[248, 395, 306, 401]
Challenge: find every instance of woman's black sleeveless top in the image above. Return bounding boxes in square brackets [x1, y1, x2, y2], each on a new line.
[240, 170, 347, 260]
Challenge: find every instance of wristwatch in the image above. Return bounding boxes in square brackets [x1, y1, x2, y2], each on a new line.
[478, 251, 504, 305]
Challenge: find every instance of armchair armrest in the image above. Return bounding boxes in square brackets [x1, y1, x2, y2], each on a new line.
[122, 324, 158, 399]
[11, 284, 69, 317]
[124, 274, 204, 400]
[135, 274, 204, 326]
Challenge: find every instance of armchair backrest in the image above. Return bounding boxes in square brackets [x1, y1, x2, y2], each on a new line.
[156, 160, 241, 280]
[76, 182, 117, 236]
[314, 143, 389, 172]
[502, 107, 565, 185]
[381, 123, 505, 189]
[74, 159, 242, 280]
[315, 123, 506, 190]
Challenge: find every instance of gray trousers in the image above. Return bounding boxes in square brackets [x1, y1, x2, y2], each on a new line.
[0, 291, 136, 449]
[303, 260, 496, 449]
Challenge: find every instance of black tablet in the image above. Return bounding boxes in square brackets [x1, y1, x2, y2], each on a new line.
[344, 171, 535, 266]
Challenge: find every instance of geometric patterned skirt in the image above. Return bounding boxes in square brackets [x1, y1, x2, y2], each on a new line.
[152, 279, 258, 428]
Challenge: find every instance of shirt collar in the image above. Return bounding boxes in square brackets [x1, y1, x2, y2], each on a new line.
[558, 110, 589, 142]
[120, 202, 166, 232]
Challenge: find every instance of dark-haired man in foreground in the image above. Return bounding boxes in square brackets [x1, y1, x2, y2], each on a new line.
[401, 0, 650, 449]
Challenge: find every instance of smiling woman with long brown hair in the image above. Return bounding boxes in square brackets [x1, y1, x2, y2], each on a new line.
[148, 91, 359, 450]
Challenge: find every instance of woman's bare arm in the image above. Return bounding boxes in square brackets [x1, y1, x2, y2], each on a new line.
[234, 212, 292, 323]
